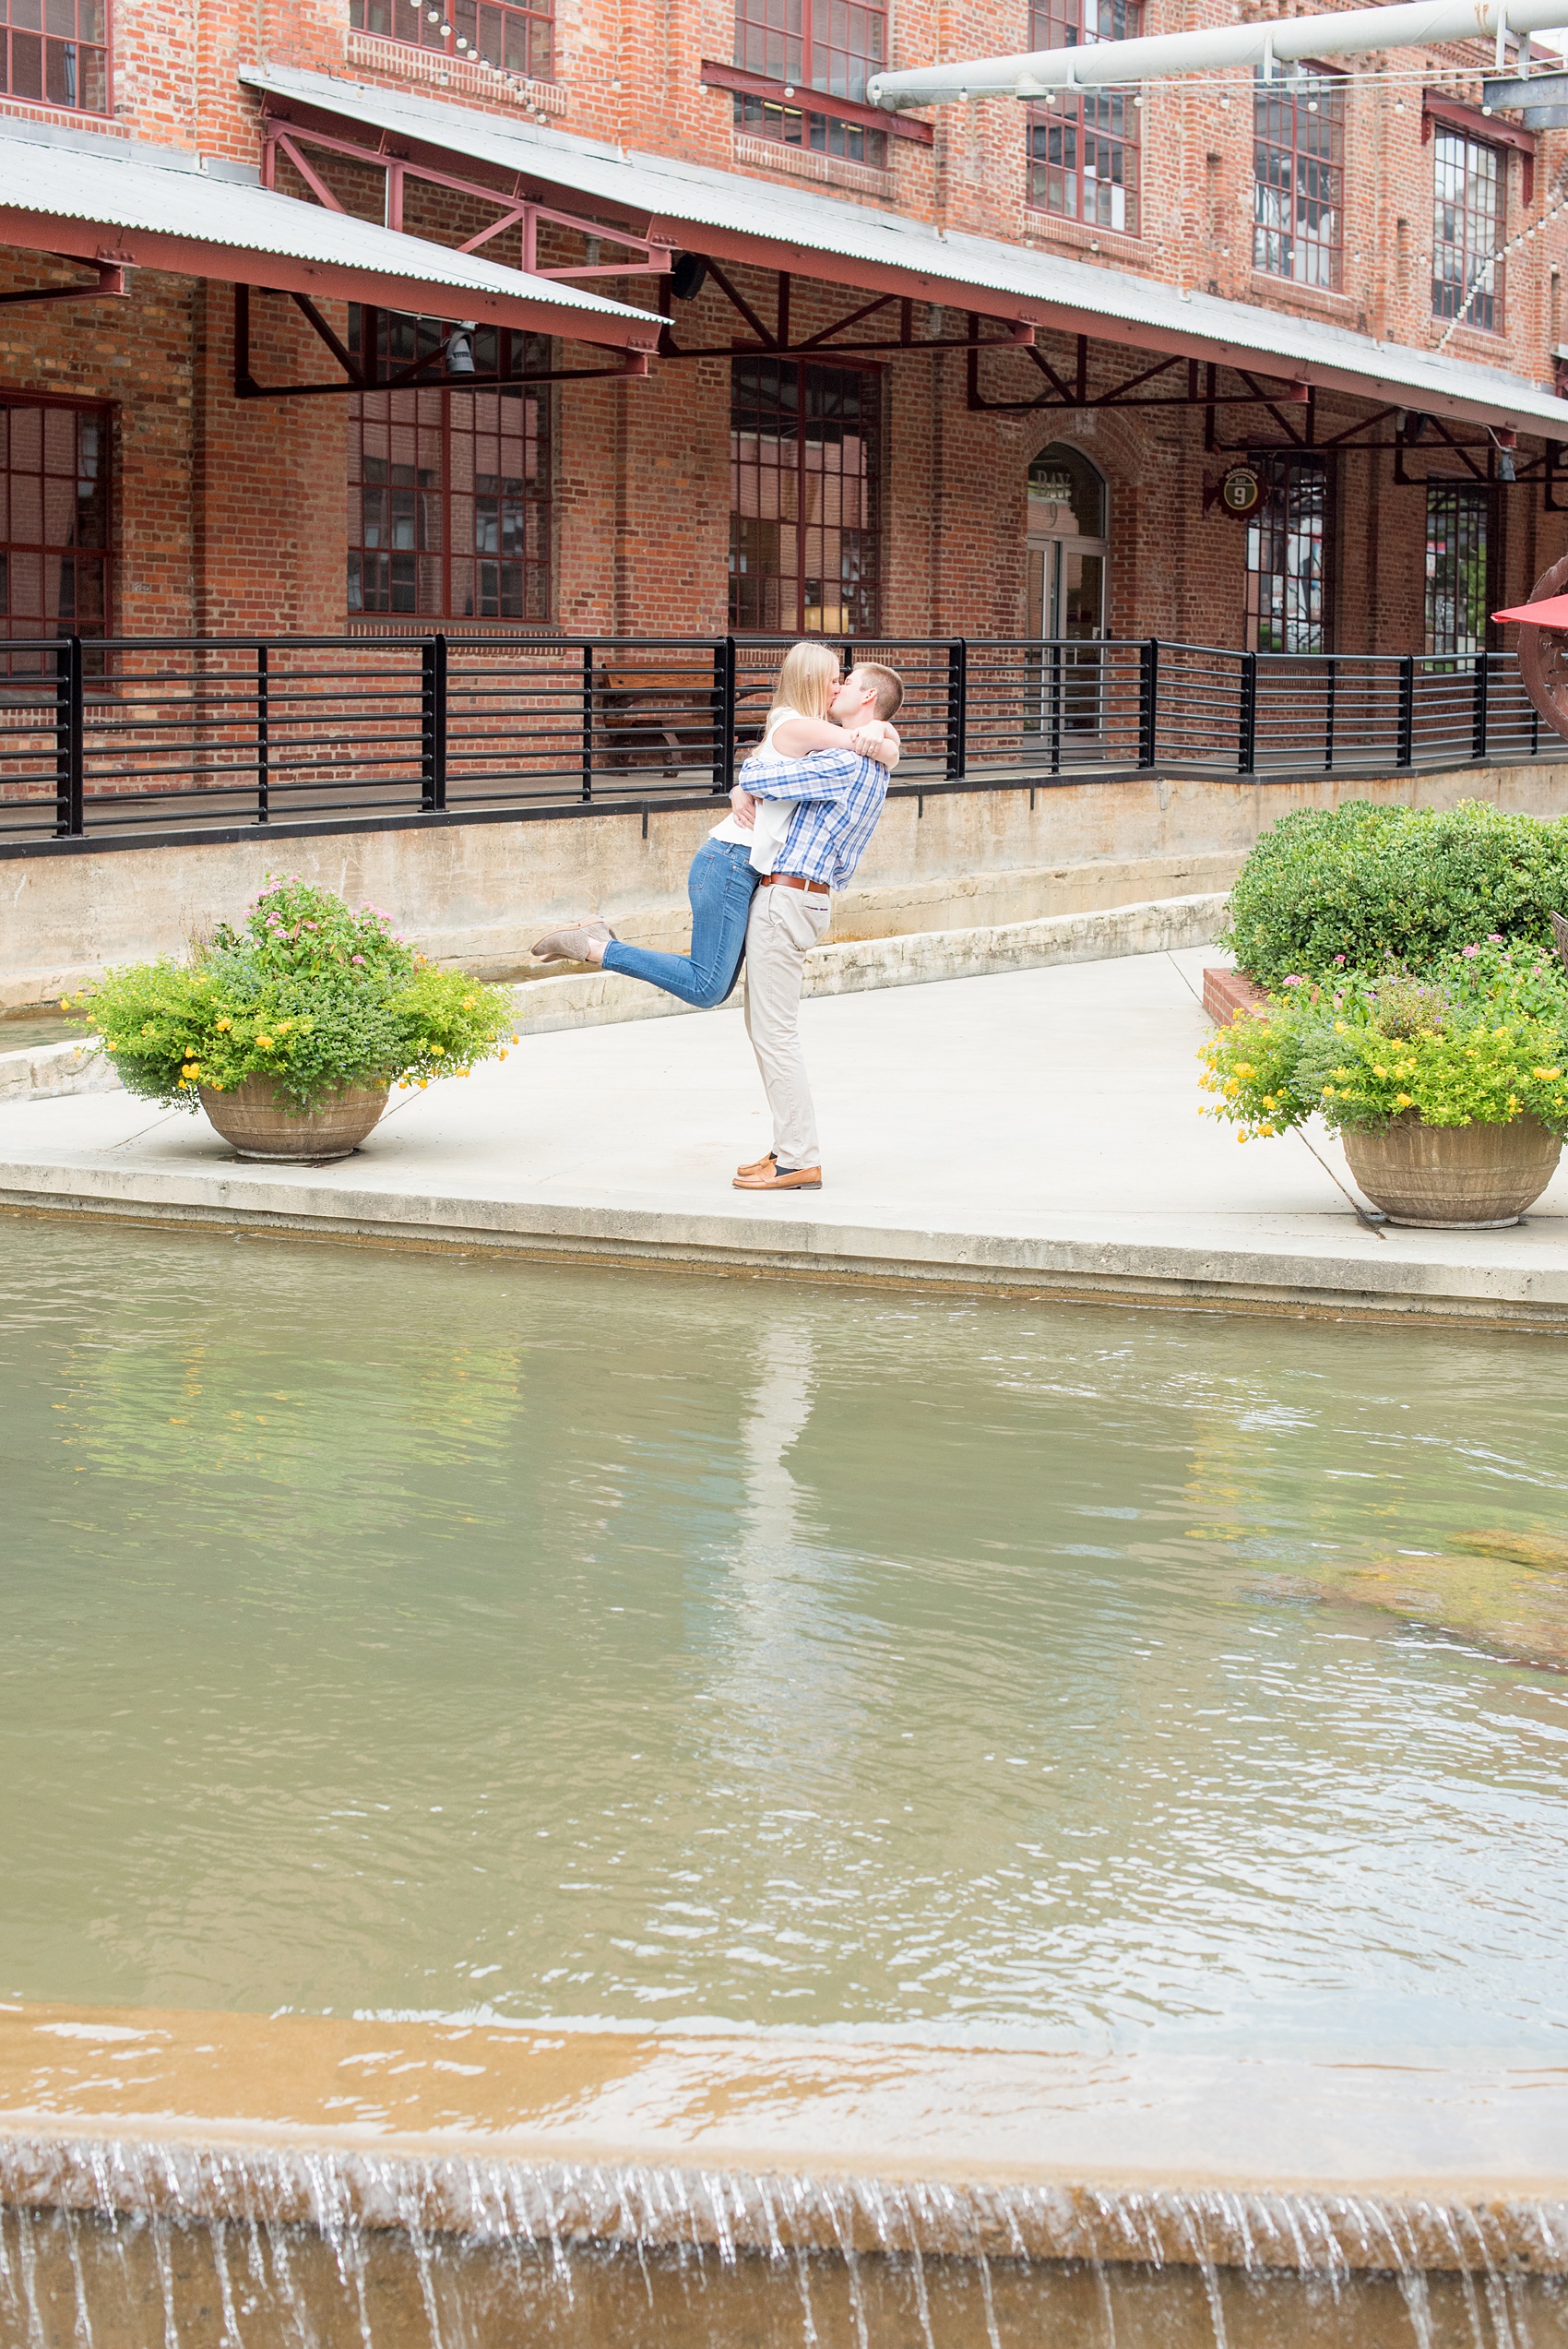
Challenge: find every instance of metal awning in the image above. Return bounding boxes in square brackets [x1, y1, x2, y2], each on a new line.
[0, 120, 661, 350]
[244, 61, 1568, 434]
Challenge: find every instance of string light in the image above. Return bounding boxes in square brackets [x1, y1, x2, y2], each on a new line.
[1436, 175, 1568, 352]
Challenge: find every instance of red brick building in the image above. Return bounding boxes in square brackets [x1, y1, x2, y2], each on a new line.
[2, 0, 1567, 662]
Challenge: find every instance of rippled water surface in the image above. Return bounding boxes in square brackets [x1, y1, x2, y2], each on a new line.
[3, 1217, 1565, 2059]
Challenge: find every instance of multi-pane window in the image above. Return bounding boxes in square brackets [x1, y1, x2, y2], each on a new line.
[0, 0, 108, 114]
[347, 314, 551, 623]
[0, 400, 109, 650]
[1425, 485, 1490, 658]
[350, 0, 552, 84]
[1026, 0, 1142, 234]
[730, 359, 879, 637]
[733, 0, 887, 168]
[1432, 130, 1503, 331]
[1245, 455, 1329, 652]
[1253, 63, 1344, 289]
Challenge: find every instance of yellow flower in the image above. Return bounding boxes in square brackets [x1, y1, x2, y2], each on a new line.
[429, 1042, 445, 1055]
[276, 1019, 293, 1034]
[256, 1035, 274, 1049]
[418, 1078, 428, 1089]
[1535, 1067, 1562, 1080]
[511, 1034, 520, 1045]
[1258, 1122, 1276, 1137]
[1333, 1067, 1350, 1079]
[215, 1017, 232, 1031]
[1322, 1086, 1336, 1098]
[1334, 1020, 1348, 1034]
[1395, 1092, 1414, 1108]
[462, 994, 478, 1009]
[1235, 1062, 1254, 1079]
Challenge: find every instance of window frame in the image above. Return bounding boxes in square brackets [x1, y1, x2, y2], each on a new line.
[348, 0, 552, 89]
[732, 0, 889, 168]
[1424, 482, 1495, 660]
[1252, 60, 1346, 292]
[1244, 452, 1333, 654]
[0, 390, 112, 661]
[1025, 0, 1143, 236]
[346, 315, 553, 627]
[728, 357, 883, 639]
[0, 0, 111, 118]
[1431, 126, 1505, 334]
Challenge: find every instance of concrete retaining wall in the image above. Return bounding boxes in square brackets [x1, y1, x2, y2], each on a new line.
[3, 760, 1564, 1014]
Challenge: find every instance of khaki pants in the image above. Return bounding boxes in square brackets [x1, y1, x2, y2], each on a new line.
[742, 881, 832, 1169]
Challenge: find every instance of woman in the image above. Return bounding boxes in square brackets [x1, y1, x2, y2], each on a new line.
[530, 640, 899, 1008]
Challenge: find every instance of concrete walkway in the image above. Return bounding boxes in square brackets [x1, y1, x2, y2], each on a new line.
[4, 946, 1567, 1324]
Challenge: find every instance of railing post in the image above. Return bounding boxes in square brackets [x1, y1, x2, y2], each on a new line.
[1238, 650, 1257, 776]
[581, 641, 595, 804]
[1396, 652, 1416, 770]
[1324, 654, 1336, 771]
[1471, 647, 1490, 762]
[421, 633, 447, 812]
[54, 635, 83, 839]
[713, 635, 736, 795]
[256, 643, 269, 824]
[1050, 640, 1063, 776]
[944, 638, 968, 780]
[1138, 637, 1159, 769]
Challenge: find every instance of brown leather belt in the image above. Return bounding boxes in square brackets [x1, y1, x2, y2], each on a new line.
[761, 873, 830, 896]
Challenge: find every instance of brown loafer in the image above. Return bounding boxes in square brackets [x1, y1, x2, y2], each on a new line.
[732, 1163, 823, 1191]
[531, 919, 617, 962]
[735, 1151, 776, 1178]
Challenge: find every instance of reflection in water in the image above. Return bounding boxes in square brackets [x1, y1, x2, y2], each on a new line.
[1, 1222, 1567, 2060]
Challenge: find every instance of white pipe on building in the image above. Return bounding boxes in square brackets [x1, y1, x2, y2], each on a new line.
[867, 0, 1559, 109]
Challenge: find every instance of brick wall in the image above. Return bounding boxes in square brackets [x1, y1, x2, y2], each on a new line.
[0, 0, 1565, 651]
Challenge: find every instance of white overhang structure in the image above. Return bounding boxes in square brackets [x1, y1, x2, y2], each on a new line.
[0, 119, 661, 350]
[244, 63, 1568, 435]
[867, 0, 1566, 106]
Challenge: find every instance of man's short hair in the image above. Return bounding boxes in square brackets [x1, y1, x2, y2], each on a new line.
[852, 662, 904, 721]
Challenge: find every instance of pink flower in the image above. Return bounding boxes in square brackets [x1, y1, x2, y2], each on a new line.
[1487, 933, 1504, 944]
[1283, 974, 1304, 987]
[350, 954, 365, 965]
[1332, 955, 1346, 966]
[1462, 944, 1481, 959]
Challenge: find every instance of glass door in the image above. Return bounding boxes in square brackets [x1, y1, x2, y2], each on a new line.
[1025, 445, 1108, 744]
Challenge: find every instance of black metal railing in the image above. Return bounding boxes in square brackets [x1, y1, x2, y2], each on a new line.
[0, 633, 1552, 847]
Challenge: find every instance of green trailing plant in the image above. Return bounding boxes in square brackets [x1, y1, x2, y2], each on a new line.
[1198, 942, 1568, 1142]
[1218, 799, 1568, 986]
[64, 876, 517, 1112]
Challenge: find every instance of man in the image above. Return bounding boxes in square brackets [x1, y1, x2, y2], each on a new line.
[729, 660, 903, 1193]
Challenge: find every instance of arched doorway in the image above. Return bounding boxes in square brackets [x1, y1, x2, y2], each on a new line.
[1027, 442, 1109, 640]
[1026, 443, 1109, 741]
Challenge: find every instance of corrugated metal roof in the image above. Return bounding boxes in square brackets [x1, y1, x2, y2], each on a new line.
[244, 60, 1568, 433]
[0, 118, 655, 341]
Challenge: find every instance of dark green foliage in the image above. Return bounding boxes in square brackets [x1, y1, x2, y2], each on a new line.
[1218, 799, 1568, 984]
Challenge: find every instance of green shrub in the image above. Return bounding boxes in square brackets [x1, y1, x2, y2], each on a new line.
[1218, 799, 1568, 984]
[1198, 943, 1568, 1140]
[65, 876, 517, 1112]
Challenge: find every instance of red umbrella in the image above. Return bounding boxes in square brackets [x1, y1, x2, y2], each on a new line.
[1492, 594, 1568, 626]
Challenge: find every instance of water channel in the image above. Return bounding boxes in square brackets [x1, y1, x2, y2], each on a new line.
[2, 1217, 1565, 2345]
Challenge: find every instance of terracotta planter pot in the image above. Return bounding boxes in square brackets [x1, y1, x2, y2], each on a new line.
[1342, 1111, 1562, 1229]
[198, 1074, 389, 1163]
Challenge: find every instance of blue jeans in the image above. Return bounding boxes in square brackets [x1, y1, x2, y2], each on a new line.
[600, 836, 759, 1009]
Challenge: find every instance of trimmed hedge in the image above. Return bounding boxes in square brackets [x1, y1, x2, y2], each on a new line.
[1219, 799, 1568, 985]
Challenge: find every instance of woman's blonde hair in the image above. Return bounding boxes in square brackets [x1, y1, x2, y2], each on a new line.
[770, 638, 840, 723]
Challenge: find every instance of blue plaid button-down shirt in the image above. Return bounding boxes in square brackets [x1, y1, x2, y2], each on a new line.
[739, 742, 887, 890]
